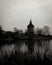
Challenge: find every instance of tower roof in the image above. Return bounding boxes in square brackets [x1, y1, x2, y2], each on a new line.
[27, 20, 34, 27]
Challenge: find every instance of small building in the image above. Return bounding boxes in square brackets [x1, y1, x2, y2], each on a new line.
[27, 20, 34, 33]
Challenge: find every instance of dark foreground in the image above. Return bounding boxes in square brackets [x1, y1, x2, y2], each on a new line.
[0, 52, 52, 65]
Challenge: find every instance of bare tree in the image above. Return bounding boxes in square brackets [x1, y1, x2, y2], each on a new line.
[35, 28, 42, 35]
[0, 25, 2, 30]
[14, 27, 19, 32]
[0, 25, 3, 34]
[43, 26, 50, 35]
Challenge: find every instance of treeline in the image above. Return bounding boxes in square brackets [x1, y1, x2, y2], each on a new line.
[0, 25, 52, 43]
[0, 25, 51, 38]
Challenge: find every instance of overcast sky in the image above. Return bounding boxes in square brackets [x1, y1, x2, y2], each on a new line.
[0, 0, 52, 33]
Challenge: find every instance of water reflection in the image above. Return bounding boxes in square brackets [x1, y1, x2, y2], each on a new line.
[0, 40, 52, 58]
[20, 43, 28, 53]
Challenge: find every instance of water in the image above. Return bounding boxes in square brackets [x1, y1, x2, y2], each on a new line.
[0, 40, 52, 59]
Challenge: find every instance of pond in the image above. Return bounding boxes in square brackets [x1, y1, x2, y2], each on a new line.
[0, 40, 52, 59]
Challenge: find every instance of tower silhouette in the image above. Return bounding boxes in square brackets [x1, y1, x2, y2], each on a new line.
[27, 19, 34, 33]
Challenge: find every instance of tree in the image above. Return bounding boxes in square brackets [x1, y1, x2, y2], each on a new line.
[35, 28, 42, 35]
[14, 27, 19, 32]
[0, 25, 3, 34]
[43, 26, 50, 35]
